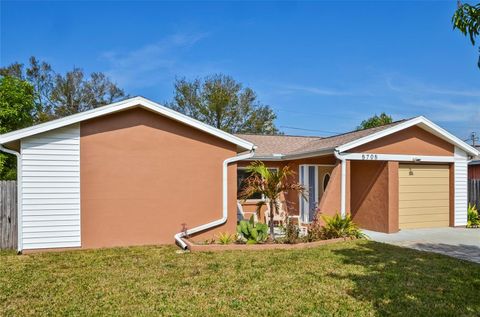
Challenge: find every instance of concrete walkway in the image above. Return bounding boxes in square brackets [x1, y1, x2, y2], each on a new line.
[364, 228, 480, 264]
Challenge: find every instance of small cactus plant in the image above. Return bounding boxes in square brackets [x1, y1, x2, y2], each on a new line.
[236, 215, 268, 244]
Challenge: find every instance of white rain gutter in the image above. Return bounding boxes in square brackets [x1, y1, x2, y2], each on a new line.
[0, 145, 23, 253]
[174, 149, 255, 249]
[334, 150, 346, 218]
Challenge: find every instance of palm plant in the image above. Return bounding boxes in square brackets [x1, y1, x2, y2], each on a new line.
[239, 161, 305, 240]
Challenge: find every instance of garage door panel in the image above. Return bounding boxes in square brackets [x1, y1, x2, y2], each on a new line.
[398, 206, 449, 216]
[399, 184, 449, 193]
[399, 164, 450, 229]
[399, 199, 449, 208]
[399, 192, 449, 201]
[398, 178, 449, 186]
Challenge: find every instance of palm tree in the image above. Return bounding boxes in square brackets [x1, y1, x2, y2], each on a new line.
[239, 161, 305, 240]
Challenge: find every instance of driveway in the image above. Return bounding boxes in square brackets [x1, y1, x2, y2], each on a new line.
[364, 228, 480, 264]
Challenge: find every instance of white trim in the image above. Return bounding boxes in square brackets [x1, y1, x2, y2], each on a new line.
[336, 116, 479, 156]
[454, 147, 468, 226]
[174, 150, 255, 249]
[0, 97, 254, 152]
[339, 153, 455, 163]
[334, 151, 347, 218]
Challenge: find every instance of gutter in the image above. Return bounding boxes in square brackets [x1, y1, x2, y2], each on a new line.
[333, 150, 346, 218]
[174, 149, 255, 249]
[0, 145, 23, 253]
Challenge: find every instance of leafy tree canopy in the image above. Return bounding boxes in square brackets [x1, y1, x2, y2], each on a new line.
[0, 56, 127, 122]
[357, 113, 393, 130]
[452, 1, 480, 68]
[168, 74, 280, 134]
[0, 76, 36, 179]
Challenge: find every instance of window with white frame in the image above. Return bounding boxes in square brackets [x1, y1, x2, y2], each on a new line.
[237, 167, 279, 200]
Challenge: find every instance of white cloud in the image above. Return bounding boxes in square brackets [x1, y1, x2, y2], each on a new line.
[100, 32, 209, 88]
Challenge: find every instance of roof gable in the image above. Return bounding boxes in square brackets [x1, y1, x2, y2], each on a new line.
[0, 97, 254, 152]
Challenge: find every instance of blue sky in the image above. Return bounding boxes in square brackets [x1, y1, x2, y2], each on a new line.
[1, 1, 479, 140]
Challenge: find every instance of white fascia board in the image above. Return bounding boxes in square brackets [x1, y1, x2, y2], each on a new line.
[336, 116, 479, 156]
[0, 97, 255, 152]
[340, 153, 455, 163]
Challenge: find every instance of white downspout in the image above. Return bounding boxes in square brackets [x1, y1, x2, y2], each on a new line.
[334, 150, 346, 218]
[174, 149, 255, 249]
[0, 145, 23, 253]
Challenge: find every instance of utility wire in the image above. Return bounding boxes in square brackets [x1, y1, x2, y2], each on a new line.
[280, 125, 341, 135]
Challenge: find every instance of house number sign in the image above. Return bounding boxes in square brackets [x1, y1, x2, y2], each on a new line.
[361, 154, 378, 160]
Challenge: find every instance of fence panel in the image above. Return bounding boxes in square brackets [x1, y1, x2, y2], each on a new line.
[468, 179, 480, 209]
[0, 181, 17, 250]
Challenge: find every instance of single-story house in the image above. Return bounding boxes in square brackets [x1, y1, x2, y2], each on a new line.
[0, 97, 478, 252]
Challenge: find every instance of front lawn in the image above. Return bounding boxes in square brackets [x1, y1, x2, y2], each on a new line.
[1, 240, 479, 316]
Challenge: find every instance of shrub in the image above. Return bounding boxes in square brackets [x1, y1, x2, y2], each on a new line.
[216, 232, 235, 244]
[305, 215, 323, 242]
[321, 213, 367, 239]
[282, 220, 299, 244]
[467, 203, 479, 228]
[236, 215, 268, 244]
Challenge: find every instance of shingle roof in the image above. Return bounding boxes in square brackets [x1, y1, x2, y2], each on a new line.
[234, 134, 321, 157]
[236, 119, 408, 159]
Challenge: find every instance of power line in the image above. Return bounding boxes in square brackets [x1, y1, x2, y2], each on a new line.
[280, 125, 341, 135]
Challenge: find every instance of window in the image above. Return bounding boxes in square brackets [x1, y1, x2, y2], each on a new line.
[237, 167, 278, 200]
[323, 173, 331, 191]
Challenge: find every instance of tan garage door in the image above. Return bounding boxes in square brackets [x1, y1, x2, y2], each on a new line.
[399, 164, 449, 229]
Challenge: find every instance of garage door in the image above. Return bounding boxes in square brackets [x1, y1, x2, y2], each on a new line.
[399, 164, 450, 229]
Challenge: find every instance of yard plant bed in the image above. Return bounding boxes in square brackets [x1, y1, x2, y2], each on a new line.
[186, 237, 346, 252]
[1, 240, 479, 316]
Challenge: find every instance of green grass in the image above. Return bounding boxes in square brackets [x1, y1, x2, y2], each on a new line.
[1, 240, 479, 316]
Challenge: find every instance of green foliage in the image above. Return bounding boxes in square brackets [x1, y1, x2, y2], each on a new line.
[239, 161, 305, 240]
[467, 203, 479, 228]
[216, 232, 235, 244]
[452, 2, 480, 68]
[282, 220, 299, 244]
[0, 76, 36, 180]
[168, 74, 279, 134]
[357, 113, 393, 130]
[321, 213, 367, 239]
[236, 215, 268, 244]
[305, 215, 324, 242]
[0, 56, 126, 121]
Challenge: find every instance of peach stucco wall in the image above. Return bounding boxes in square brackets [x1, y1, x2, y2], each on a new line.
[350, 161, 399, 233]
[80, 107, 238, 248]
[351, 126, 454, 156]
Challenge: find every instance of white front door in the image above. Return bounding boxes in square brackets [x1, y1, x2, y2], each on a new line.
[299, 165, 318, 223]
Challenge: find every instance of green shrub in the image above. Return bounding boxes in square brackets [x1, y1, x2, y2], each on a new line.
[236, 215, 268, 244]
[216, 232, 235, 244]
[467, 203, 479, 228]
[305, 216, 323, 242]
[321, 213, 367, 239]
[282, 220, 299, 244]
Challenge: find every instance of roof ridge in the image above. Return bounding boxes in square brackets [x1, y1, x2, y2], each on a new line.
[235, 133, 322, 138]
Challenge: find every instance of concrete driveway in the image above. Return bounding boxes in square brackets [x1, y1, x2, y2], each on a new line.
[364, 228, 480, 264]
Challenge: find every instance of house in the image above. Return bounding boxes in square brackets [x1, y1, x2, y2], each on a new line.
[0, 97, 478, 252]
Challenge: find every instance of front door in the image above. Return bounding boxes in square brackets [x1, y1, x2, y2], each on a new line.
[299, 165, 318, 223]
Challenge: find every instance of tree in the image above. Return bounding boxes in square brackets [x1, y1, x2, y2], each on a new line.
[0, 76, 36, 179]
[357, 113, 393, 130]
[239, 161, 305, 240]
[169, 74, 279, 134]
[0, 57, 127, 121]
[452, 1, 480, 68]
